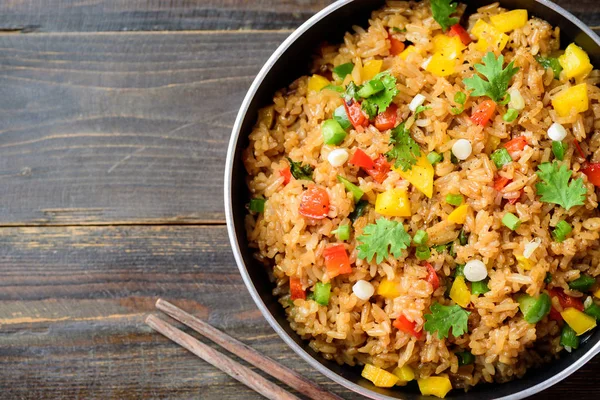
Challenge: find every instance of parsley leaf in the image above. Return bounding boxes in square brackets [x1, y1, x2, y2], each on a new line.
[385, 122, 421, 171]
[535, 162, 586, 210]
[361, 72, 399, 119]
[463, 52, 519, 103]
[424, 303, 470, 339]
[430, 0, 459, 31]
[357, 218, 411, 264]
[287, 157, 314, 181]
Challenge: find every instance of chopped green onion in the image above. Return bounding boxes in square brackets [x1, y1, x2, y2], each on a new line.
[491, 148, 513, 169]
[333, 62, 354, 80]
[249, 198, 266, 213]
[456, 351, 475, 366]
[454, 264, 466, 278]
[517, 293, 551, 324]
[357, 79, 385, 98]
[552, 220, 572, 242]
[568, 274, 596, 292]
[322, 119, 347, 145]
[427, 151, 443, 165]
[331, 224, 351, 241]
[445, 193, 464, 206]
[544, 272, 553, 284]
[313, 282, 331, 306]
[413, 230, 429, 245]
[471, 279, 490, 295]
[584, 302, 600, 320]
[535, 56, 563, 80]
[392, 27, 407, 33]
[552, 141, 566, 161]
[337, 175, 364, 202]
[334, 105, 352, 131]
[499, 93, 511, 105]
[560, 324, 579, 350]
[415, 245, 431, 260]
[349, 199, 369, 223]
[502, 212, 521, 230]
[458, 229, 468, 246]
[454, 92, 466, 105]
[450, 106, 464, 115]
[503, 108, 519, 123]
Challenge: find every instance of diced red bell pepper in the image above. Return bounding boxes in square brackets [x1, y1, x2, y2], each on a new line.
[365, 155, 390, 183]
[323, 244, 352, 278]
[290, 277, 306, 300]
[493, 176, 511, 191]
[470, 100, 496, 126]
[549, 288, 584, 311]
[344, 101, 369, 128]
[504, 136, 528, 159]
[374, 103, 398, 131]
[424, 262, 440, 290]
[582, 162, 600, 187]
[573, 140, 586, 160]
[389, 37, 406, 56]
[448, 24, 472, 45]
[298, 186, 330, 219]
[349, 149, 375, 169]
[280, 166, 292, 185]
[549, 307, 563, 322]
[393, 314, 423, 339]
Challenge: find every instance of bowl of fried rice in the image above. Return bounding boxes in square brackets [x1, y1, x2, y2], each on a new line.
[225, 0, 600, 398]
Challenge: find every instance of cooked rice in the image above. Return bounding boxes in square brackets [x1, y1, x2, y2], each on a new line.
[243, 0, 600, 391]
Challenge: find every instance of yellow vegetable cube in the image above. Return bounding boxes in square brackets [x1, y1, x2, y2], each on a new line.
[432, 34, 465, 59]
[559, 43, 593, 80]
[362, 59, 383, 81]
[362, 364, 399, 388]
[426, 52, 457, 77]
[552, 83, 589, 117]
[471, 19, 509, 51]
[375, 189, 411, 217]
[450, 276, 471, 308]
[516, 255, 533, 271]
[377, 279, 401, 299]
[307, 74, 330, 92]
[392, 365, 415, 386]
[448, 204, 469, 224]
[490, 10, 528, 32]
[561, 307, 597, 336]
[594, 288, 600, 299]
[399, 45, 418, 60]
[418, 376, 453, 398]
[393, 155, 434, 198]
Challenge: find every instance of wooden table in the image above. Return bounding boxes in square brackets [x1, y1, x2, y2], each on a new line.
[0, 1, 598, 398]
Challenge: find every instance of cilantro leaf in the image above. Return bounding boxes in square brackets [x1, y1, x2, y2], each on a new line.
[361, 72, 399, 119]
[343, 81, 361, 103]
[357, 218, 411, 264]
[535, 162, 586, 210]
[424, 302, 470, 339]
[385, 122, 421, 171]
[463, 52, 519, 103]
[414, 105, 431, 117]
[430, 0, 459, 31]
[287, 157, 314, 181]
[535, 56, 562, 80]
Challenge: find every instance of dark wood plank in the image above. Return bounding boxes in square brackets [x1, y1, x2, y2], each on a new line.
[0, 30, 289, 225]
[0, 225, 597, 399]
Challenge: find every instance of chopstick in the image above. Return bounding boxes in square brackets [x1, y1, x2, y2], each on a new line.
[153, 298, 342, 400]
[146, 314, 301, 400]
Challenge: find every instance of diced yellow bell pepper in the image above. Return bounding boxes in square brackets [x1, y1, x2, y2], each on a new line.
[432, 34, 466, 59]
[448, 204, 469, 224]
[450, 276, 471, 308]
[426, 52, 457, 77]
[594, 288, 600, 299]
[377, 279, 401, 299]
[471, 19, 509, 51]
[516, 255, 533, 271]
[392, 365, 415, 386]
[490, 10, 528, 33]
[398, 45, 418, 60]
[485, 135, 502, 154]
[362, 60, 383, 81]
[552, 83, 589, 117]
[393, 155, 434, 198]
[307, 74, 330, 92]
[418, 376, 453, 398]
[561, 307, 597, 336]
[375, 188, 411, 217]
[559, 43, 593, 80]
[362, 364, 399, 388]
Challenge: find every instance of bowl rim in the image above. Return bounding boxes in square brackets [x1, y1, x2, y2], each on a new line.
[224, 1, 600, 398]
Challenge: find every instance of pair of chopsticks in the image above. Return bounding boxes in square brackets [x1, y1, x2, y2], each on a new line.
[146, 299, 342, 400]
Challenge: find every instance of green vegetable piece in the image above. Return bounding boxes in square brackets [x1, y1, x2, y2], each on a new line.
[357, 218, 411, 264]
[249, 198, 266, 213]
[423, 302, 471, 339]
[416, 245, 431, 260]
[535, 56, 563, 80]
[471, 279, 490, 295]
[386, 122, 421, 171]
[450, 152, 459, 164]
[414, 105, 431, 117]
[454, 92, 467, 105]
[552, 220, 573, 242]
[584, 302, 600, 320]
[337, 175, 364, 202]
[333, 62, 354, 80]
[413, 230, 428, 245]
[560, 324, 580, 350]
[544, 272, 553, 284]
[306, 292, 315, 301]
[392, 27, 407, 33]
[430, 0, 459, 31]
[456, 351, 475, 366]
[313, 282, 331, 306]
[491, 148, 512, 169]
[463, 52, 520, 102]
[349, 199, 369, 223]
[568, 274, 596, 292]
[334, 105, 352, 131]
[445, 193, 464, 206]
[552, 141, 566, 161]
[454, 263, 466, 278]
[458, 229, 468, 246]
[427, 151, 443, 165]
[517, 293, 551, 324]
[343, 81, 360, 103]
[499, 93, 511, 105]
[320, 85, 344, 93]
[322, 119, 347, 145]
[331, 224, 351, 241]
[287, 158, 314, 181]
[536, 162, 586, 210]
[503, 108, 519, 123]
[357, 79, 385, 98]
[359, 72, 399, 118]
[502, 212, 521, 231]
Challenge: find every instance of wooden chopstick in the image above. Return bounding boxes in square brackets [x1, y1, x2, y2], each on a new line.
[146, 314, 301, 400]
[155, 298, 343, 400]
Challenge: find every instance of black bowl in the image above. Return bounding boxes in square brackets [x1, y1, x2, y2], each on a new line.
[225, 1, 600, 398]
